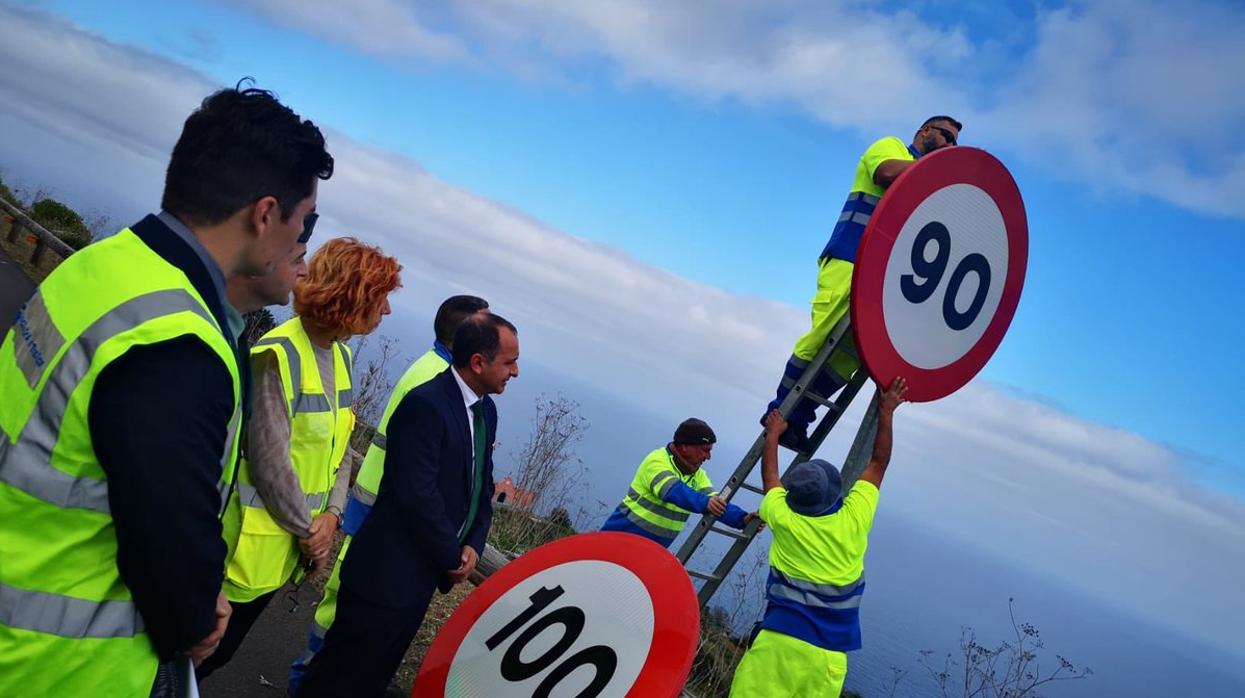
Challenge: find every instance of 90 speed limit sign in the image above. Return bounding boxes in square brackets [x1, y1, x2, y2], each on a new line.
[414, 532, 700, 698]
[851, 146, 1028, 402]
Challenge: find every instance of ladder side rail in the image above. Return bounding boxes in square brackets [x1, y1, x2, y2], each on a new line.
[838, 388, 880, 491]
[673, 314, 853, 566]
[773, 314, 855, 422]
[688, 371, 872, 607]
[692, 514, 770, 606]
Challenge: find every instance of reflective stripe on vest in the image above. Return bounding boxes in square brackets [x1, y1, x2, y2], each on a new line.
[236, 482, 326, 513]
[0, 583, 143, 638]
[224, 317, 353, 601]
[625, 487, 689, 523]
[615, 447, 715, 537]
[0, 226, 242, 697]
[760, 566, 867, 652]
[0, 290, 218, 514]
[768, 569, 864, 610]
[614, 505, 679, 540]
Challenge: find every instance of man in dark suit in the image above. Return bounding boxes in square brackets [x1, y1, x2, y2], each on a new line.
[297, 313, 520, 697]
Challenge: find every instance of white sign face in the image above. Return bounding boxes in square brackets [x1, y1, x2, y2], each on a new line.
[881, 183, 1009, 370]
[445, 560, 655, 698]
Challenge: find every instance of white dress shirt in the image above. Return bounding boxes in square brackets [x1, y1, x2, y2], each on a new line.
[451, 366, 483, 456]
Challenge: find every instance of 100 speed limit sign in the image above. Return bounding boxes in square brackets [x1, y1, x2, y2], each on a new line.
[414, 533, 700, 698]
[851, 146, 1028, 402]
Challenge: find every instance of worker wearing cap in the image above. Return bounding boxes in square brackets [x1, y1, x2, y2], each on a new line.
[764, 117, 960, 452]
[732, 378, 908, 698]
[601, 418, 753, 548]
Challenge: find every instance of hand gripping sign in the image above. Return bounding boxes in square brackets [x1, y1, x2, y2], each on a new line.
[851, 146, 1028, 402]
[414, 532, 700, 698]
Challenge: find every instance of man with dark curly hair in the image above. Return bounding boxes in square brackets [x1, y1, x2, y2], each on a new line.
[0, 82, 332, 697]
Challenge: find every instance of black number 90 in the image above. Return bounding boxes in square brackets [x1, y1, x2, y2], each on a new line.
[485, 585, 618, 697]
[899, 221, 992, 331]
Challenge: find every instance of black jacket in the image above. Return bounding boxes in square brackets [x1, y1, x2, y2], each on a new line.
[340, 368, 497, 608]
[88, 214, 245, 660]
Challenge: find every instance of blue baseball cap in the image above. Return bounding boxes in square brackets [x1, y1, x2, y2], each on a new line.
[783, 459, 843, 516]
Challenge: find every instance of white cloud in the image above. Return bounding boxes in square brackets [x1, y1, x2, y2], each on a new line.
[2, 4, 1244, 656]
[228, 0, 1245, 219]
[983, 2, 1245, 219]
[225, 0, 468, 62]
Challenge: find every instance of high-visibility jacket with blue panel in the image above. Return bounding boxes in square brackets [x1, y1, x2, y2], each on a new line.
[770, 138, 923, 438]
[757, 480, 878, 649]
[287, 343, 452, 694]
[0, 227, 242, 696]
[819, 137, 921, 263]
[222, 316, 355, 602]
[601, 446, 748, 548]
[729, 480, 880, 697]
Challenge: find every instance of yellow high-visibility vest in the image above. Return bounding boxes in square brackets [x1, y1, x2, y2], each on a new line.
[222, 316, 354, 601]
[0, 227, 241, 696]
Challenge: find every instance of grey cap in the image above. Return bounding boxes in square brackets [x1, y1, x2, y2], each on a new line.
[783, 459, 843, 516]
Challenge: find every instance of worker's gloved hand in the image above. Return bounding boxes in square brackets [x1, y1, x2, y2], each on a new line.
[707, 496, 728, 517]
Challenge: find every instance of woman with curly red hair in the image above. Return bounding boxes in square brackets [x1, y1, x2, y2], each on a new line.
[200, 238, 401, 681]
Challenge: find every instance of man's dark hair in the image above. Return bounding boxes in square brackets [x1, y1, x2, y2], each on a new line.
[435, 295, 489, 347]
[453, 313, 517, 368]
[922, 115, 963, 132]
[162, 79, 334, 226]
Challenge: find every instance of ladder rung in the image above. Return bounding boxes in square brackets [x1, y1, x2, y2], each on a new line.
[738, 481, 764, 494]
[709, 525, 749, 541]
[686, 569, 721, 583]
[801, 391, 842, 410]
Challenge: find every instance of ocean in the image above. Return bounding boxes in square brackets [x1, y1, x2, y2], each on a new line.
[844, 512, 1245, 697]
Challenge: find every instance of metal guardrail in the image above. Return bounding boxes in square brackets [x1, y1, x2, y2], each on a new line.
[0, 196, 76, 267]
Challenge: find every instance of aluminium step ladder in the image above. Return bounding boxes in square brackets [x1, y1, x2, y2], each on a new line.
[674, 313, 882, 608]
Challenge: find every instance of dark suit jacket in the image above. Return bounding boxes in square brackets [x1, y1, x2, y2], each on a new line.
[340, 368, 497, 608]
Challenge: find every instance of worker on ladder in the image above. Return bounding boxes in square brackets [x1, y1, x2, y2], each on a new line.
[601, 418, 754, 548]
[731, 377, 908, 698]
[764, 117, 960, 452]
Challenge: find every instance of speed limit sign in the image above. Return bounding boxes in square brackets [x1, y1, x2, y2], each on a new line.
[851, 146, 1028, 402]
[414, 532, 700, 697]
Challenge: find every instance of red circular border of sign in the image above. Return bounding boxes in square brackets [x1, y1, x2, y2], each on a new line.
[413, 532, 701, 698]
[850, 146, 1028, 403]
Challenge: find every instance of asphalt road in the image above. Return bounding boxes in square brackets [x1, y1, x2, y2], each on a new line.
[197, 581, 325, 697]
[0, 245, 34, 325]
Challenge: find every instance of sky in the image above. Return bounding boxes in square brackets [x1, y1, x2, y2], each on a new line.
[1, 0, 1243, 681]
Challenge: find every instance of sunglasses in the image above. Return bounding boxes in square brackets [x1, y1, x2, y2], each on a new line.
[929, 125, 957, 146]
[298, 211, 319, 243]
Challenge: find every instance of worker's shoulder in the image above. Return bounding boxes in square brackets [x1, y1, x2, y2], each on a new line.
[394, 369, 456, 414]
[841, 480, 880, 514]
[638, 445, 674, 467]
[408, 348, 447, 372]
[862, 135, 909, 157]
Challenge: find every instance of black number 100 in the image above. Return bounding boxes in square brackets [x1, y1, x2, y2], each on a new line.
[485, 585, 618, 697]
[899, 222, 992, 331]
